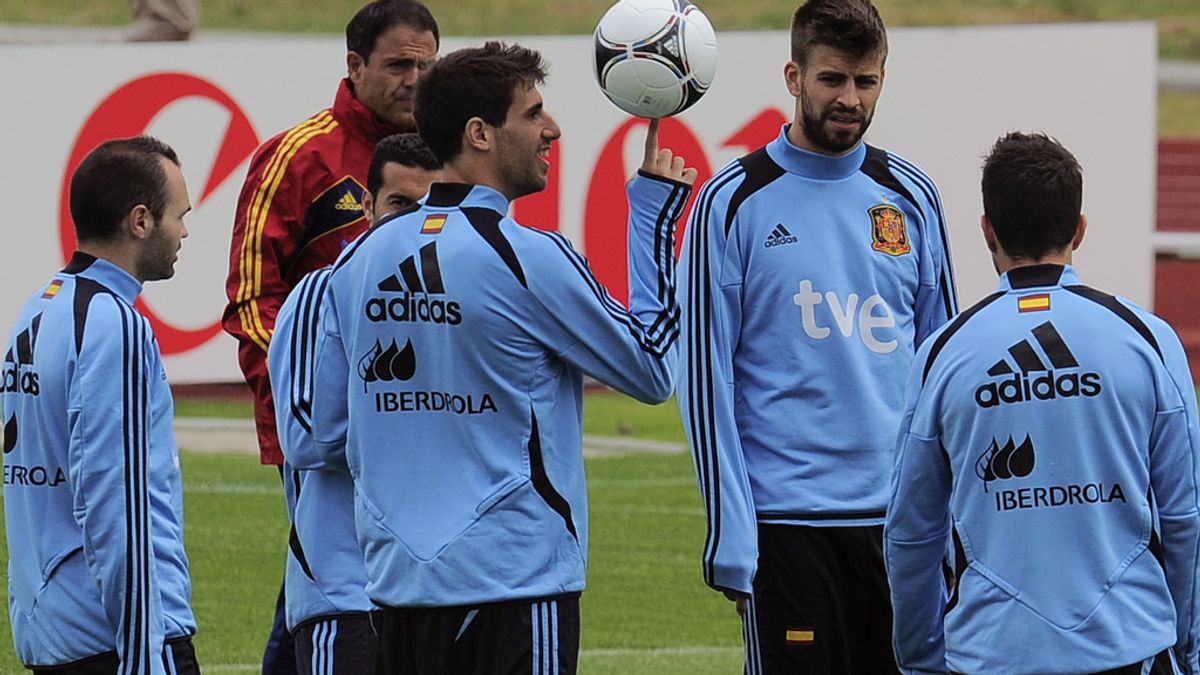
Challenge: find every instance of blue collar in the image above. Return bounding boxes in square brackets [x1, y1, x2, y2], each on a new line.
[63, 252, 143, 303]
[998, 264, 1080, 291]
[765, 124, 867, 181]
[425, 182, 511, 214]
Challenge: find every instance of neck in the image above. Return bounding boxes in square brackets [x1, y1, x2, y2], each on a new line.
[442, 156, 512, 200]
[77, 241, 141, 281]
[995, 249, 1072, 275]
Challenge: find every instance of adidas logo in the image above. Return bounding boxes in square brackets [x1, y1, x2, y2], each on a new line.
[974, 321, 1101, 408]
[975, 435, 1035, 492]
[364, 242, 463, 325]
[3, 313, 41, 396]
[764, 224, 797, 248]
[334, 191, 363, 212]
[358, 338, 416, 390]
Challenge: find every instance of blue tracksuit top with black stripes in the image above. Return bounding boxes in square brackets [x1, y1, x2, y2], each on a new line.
[885, 264, 1200, 674]
[678, 125, 958, 595]
[269, 266, 374, 630]
[307, 173, 690, 607]
[1, 253, 195, 672]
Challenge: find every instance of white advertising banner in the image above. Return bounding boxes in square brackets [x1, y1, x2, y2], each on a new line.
[0, 23, 1156, 383]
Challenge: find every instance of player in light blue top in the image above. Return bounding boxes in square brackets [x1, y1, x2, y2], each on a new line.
[306, 42, 696, 673]
[886, 132, 1200, 674]
[677, 1, 956, 672]
[269, 132, 442, 674]
[2, 137, 199, 674]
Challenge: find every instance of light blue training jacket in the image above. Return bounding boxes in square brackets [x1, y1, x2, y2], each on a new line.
[887, 264, 1200, 674]
[307, 173, 689, 607]
[2, 253, 195, 672]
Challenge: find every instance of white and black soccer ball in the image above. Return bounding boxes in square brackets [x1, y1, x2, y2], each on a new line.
[592, 0, 719, 119]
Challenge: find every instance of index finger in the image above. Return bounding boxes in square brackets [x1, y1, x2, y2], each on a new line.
[642, 117, 661, 166]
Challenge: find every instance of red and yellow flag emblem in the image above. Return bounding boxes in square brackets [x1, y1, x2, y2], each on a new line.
[421, 214, 447, 234]
[1017, 293, 1051, 313]
[785, 628, 815, 644]
[41, 279, 63, 299]
[869, 204, 910, 256]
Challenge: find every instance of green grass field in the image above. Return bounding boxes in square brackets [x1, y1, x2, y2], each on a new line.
[0, 393, 750, 674]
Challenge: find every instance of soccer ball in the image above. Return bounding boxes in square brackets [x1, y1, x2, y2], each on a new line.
[592, 0, 719, 119]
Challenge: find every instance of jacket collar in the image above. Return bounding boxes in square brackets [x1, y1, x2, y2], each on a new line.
[333, 78, 408, 144]
[998, 263, 1080, 291]
[63, 251, 143, 303]
[425, 183, 510, 214]
[766, 124, 867, 181]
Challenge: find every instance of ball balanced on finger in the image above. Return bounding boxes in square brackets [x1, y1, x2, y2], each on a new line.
[592, 0, 720, 119]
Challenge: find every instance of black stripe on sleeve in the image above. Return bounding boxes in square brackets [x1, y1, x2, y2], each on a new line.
[73, 278, 109, 355]
[723, 149, 785, 237]
[527, 228, 680, 356]
[922, 292, 1006, 384]
[463, 207, 528, 289]
[881, 150, 959, 317]
[118, 301, 152, 673]
[682, 160, 744, 585]
[862, 145, 919, 207]
[288, 269, 332, 434]
[1065, 285, 1163, 362]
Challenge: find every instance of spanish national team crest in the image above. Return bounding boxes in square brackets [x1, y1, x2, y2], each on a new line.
[868, 204, 910, 256]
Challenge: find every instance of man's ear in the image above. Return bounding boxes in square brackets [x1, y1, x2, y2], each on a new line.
[784, 61, 802, 97]
[125, 204, 153, 241]
[362, 190, 375, 227]
[347, 51, 365, 83]
[981, 214, 998, 254]
[1071, 214, 1088, 251]
[464, 117, 491, 153]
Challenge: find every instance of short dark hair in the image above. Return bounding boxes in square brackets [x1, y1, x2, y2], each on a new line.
[981, 132, 1083, 260]
[414, 42, 548, 164]
[69, 135, 180, 243]
[346, 0, 439, 62]
[367, 133, 441, 196]
[791, 0, 888, 68]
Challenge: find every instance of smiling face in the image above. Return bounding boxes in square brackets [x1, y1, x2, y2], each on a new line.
[492, 83, 561, 201]
[135, 157, 190, 282]
[348, 23, 438, 130]
[785, 44, 885, 155]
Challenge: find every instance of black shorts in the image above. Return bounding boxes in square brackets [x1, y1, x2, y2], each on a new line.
[294, 613, 376, 675]
[373, 594, 580, 675]
[743, 524, 898, 675]
[30, 636, 200, 675]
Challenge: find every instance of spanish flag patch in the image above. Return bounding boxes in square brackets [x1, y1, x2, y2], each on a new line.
[785, 628, 815, 644]
[41, 279, 63, 299]
[1017, 293, 1051, 313]
[421, 214, 447, 234]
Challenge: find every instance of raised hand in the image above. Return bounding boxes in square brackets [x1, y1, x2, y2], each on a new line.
[640, 118, 699, 186]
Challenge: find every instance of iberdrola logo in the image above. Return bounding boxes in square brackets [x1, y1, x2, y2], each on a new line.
[975, 435, 1035, 493]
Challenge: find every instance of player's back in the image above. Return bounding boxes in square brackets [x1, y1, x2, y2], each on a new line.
[921, 264, 1183, 669]
[323, 183, 591, 607]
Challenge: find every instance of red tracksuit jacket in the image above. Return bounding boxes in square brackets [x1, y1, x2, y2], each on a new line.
[223, 78, 405, 464]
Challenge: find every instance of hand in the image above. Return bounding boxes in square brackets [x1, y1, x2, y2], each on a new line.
[641, 118, 699, 186]
[722, 589, 750, 617]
